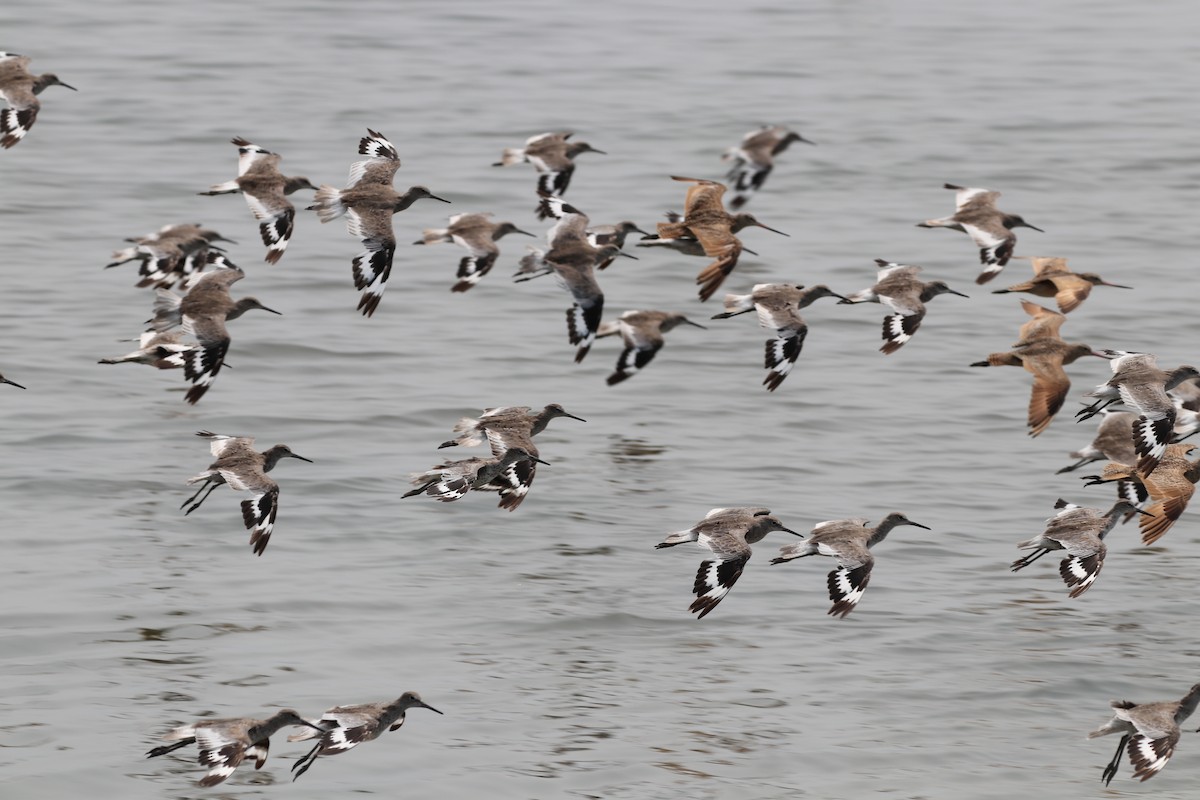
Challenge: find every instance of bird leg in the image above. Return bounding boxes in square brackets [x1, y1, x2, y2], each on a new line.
[290, 741, 323, 781]
[1101, 733, 1130, 786]
[180, 479, 213, 510]
[146, 737, 196, 758]
[183, 482, 221, 515]
[1010, 548, 1051, 571]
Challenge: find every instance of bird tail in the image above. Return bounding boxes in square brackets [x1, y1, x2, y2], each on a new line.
[307, 185, 346, 222]
[493, 148, 525, 167]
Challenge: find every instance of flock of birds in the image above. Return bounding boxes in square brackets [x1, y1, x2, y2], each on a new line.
[4, 49, 1200, 789]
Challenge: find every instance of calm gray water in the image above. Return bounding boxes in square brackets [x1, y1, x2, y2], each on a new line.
[3, 1, 1199, 797]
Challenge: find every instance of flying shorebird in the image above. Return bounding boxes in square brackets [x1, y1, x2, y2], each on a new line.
[991, 256, 1130, 313]
[586, 220, 649, 269]
[288, 692, 442, 780]
[597, 310, 706, 385]
[656, 507, 800, 619]
[970, 300, 1107, 436]
[181, 431, 312, 556]
[436, 404, 584, 510]
[105, 223, 235, 289]
[492, 131, 604, 218]
[199, 137, 316, 264]
[150, 254, 281, 404]
[840, 259, 968, 354]
[97, 330, 190, 369]
[722, 124, 814, 209]
[1057, 409, 1138, 474]
[1088, 682, 1200, 786]
[0, 52, 75, 149]
[307, 129, 450, 316]
[712, 283, 847, 391]
[513, 197, 623, 362]
[403, 447, 548, 504]
[1083, 443, 1200, 545]
[655, 176, 787, 301]
[146, 708, 323, 787]
[1009, 499, 1148, 598]
[916, 184, 1043, 284]
[1077, 351, 1200, 475]
[414, 212, 533, 292]
[636, 210, 762, 257]
[771, 512, 931, 618]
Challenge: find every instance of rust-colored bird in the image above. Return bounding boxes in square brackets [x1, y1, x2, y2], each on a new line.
[656, 176, 787, 301]
[992, 256, 1131, 313]
[1083, 443, 1200, 545]
[970, 301, 1106, 436]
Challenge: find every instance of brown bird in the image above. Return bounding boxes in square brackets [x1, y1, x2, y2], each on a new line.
[1057, 409, 1138, 474]
[105, 223, 235, 289]
[0, 52, 75, 149]
[656, 176, 787, 301]
[1083, 443, 1200, 545]
[597, 310, 706, 385]
[415, 212, 533, 291]
[992, 256, 1131, 313]
[970, 301, 1106, 436]
[917, 184, 1043, 284]
[307, 129, 450, 316]
[199, 137, 316, 264]
[840, 260, 968, 354]
[492, 131, 604, 219]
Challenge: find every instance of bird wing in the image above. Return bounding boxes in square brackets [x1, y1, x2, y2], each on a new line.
[1025, 358, 1072, 436]
[1049, 274, 1093, 314]
[194, 726, 248, 787]
[345, 207, 397, 317]
[1015, 300, 1065, 343]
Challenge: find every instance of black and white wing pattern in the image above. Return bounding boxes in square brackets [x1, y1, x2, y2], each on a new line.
[193, 726, 250, 787]
[346, 206, 396, 317]
[180, 315, 230, 405]
[218, 465, 279, 556]
[605, 315, 663, 386]
[1127, 729, 1179, 782]
[823, 540, 874, 618]
[288, 706, 380, 779]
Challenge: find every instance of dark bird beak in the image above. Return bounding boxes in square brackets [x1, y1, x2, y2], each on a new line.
[290, 453, 314, 463]
[828, 293, 849, 302]
[754, 222, 789, 237]
[780, 527, 803, 536]
[616, 252, 638, 260]
[908, 521, 932, 530]
[588, 148, 607, 155]
[1101, 281, 1132, 289]
[742, 246, 760, 256]
[428, 194, 452, 203]
[0, 377, 26, 389]
[1026, 224, 1045, 232]
[514, 229, 536, 237]
[302, 720, 327, 732]
[948, 289, 970, 298]
[563, 412, 587, 422]
[213, 234, 238, 244]
[1132, 507, 1155, 517]
[260, 305, 283, 315]
[60, 82, 78, 91]
[531, 456, 551, 466]
[683, 320, 707, 329]
[416, 701, 444, 715]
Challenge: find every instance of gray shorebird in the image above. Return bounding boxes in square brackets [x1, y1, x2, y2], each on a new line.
[1088, 682, 1200, 785]
[307, 129, 450, 316]
[105, 223, 235, 289]
[146, 708, 322, 787]
[0, 372, 25, 389]
[1010, 499, 1147, 598]
[587, 220, 649, 269]
[1077, 351, 1200, 475]
[0, 52, 75, 149]
[287, 692, 442, 781]
[151, 254, 280, 404]
[656, 176, 787, 301]
[722, 125, 814, 209]
[597, 310, 705, 385]
[513, 198, 618, 362]
[97, 330, 189, 369]
[771, 512, 930, 618]
[182, 431, 312, 556]
[656, 507, 800, 619]
[712, 283, 847, 391]
[970, 300, 1106, 436]
[991, 256, 1130, 313]
[436, 404, 584, 510]
[1083, 443, 1200, 545]
[414, 212, 533, 292]
[199, 137, 316, 264]
[492, 131, 604, 218]
[1057, 409, 1138, 474]
[917, 184, 1043, 284]
[840, 259, 968, 354]
[403, 447, 548, 504]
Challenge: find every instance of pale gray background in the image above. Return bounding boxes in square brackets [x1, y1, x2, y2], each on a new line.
[2, 0, 1197, 797]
